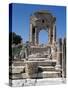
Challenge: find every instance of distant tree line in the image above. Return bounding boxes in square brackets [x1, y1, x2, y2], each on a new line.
[9, 32, 22, 45]
[9, 32, 22, 59]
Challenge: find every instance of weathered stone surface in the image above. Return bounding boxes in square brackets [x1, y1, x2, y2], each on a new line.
[10, 10, 66, 80]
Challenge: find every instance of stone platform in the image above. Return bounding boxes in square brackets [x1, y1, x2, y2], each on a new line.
[9, 58, 62, 79]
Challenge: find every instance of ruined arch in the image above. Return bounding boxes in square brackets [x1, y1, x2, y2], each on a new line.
[29, 10, 56, 45]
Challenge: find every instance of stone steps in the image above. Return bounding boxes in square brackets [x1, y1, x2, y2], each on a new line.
[9, 73, 26, 80]
[28, 71, 61, 78]
[12, 60, 25, 66]
[42, 71, 61, 78]
[26, 60, 56, 66]
[10, 70, 61, 79]
[30, 47, 49, 53]
[9, 66, 25, 74]
[10, 59, 62, 79]
[38, 66, 55, 71]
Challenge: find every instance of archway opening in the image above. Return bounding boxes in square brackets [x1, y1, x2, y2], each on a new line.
[39, 29, 48, 45]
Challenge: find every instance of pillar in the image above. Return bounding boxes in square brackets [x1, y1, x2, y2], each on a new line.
[36, 30, 39, 45]
[25, 48, 28, 59]
[32, 26, 35, 45]
[53, 23, 56, 44]
[35, 27, 38, 45]
[55, 38, 62, 70]
[48, 27, 52, 44]
[29, 23, 33, 43]
[62, 38, 66, 78]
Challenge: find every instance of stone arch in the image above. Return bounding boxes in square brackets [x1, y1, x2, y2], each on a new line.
[29, 11, 56, 45]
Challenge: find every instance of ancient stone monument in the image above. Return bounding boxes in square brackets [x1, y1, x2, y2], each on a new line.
[10, 10, 66, 81]
[29, 10, 56, 45]
[25, 11, 66, 79]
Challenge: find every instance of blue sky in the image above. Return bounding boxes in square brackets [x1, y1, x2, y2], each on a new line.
[12, 3, 66, 44]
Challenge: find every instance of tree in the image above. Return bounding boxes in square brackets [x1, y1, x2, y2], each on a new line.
[9, 32, 22, 59]
[9, 32, 22, 45]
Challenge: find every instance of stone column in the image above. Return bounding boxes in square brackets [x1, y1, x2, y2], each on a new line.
[55, 38, 62, 70]
[62, 38, 66, 78]
[35, 27, 37, 45]
[29, 23, 33, 43]
[53, 23, 56, 44]
[36, 30, 39, 45]
[48, 27, 51, 44]
[25, 48, 28, 59]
